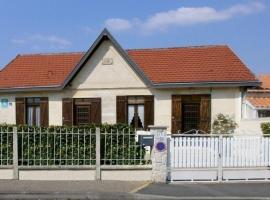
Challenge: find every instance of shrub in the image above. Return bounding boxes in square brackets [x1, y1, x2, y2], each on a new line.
[212, 113, 238, 134]
[0, 123, 147, 166]
[261, 123, 270, 135]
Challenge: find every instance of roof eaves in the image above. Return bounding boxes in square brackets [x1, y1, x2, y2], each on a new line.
[0, 85, 62, 93]
[152, 81, 261, 89]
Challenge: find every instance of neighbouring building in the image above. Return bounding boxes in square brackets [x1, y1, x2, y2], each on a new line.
[0, 29, 260, 134]
[240, 75, 270, 134]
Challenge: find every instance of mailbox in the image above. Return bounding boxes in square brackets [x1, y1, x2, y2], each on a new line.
[138, 135, 154, 146]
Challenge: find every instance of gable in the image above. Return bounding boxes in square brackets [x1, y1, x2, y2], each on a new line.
[69, 40, 147, 89]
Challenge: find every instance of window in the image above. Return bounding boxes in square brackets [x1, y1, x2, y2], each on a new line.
[66, 98, 101, 126]
[258, 110, 270, 118]
[182, 103, 200, 132]
[26, 98, 41, 126]
[128, 97, 145, 129]
[128, 104, 145, 129]
[75, 105, 91, 125]
[116, 96, 154, 130]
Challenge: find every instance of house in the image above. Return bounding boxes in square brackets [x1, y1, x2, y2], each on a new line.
[0, 29, 260, 133]
[245, 75, 270, 119]
[239, 75, 270, 134]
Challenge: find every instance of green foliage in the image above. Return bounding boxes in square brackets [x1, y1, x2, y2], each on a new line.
[212, 113, 238, 134]
[0, 123, 148, 166]
[261, 123, 270, 135]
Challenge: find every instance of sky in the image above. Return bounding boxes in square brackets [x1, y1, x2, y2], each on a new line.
[0, 0, 269, 75]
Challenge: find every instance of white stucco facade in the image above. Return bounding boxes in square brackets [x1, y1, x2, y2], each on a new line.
[0, 40, 244, 132]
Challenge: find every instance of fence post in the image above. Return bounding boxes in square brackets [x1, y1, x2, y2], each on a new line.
[218, 134, 223, 182]
[95, 127, 101, 180]
[149, 126, 168, 183]
[13, 127, 19, 180]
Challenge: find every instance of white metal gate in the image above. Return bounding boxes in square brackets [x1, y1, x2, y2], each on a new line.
[168, 134, 270, 182]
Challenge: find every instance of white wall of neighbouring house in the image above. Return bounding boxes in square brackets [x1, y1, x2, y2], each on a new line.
[0, 39, 244, 133]
[237, 119, 270, 134]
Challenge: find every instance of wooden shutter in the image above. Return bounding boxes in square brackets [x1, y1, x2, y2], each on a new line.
[200, 95, 211, 133]
[144, 95, 154, 130]
[90, 98, 101, 125]
[16, 97, 25, 125]
[40, 97, 49, 127]
[171, 95, 182, 134]
[116, 96, 127, 124]
[62, 98, 73, 126]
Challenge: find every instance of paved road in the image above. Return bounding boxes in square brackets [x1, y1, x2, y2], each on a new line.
[138, 182, 270, 199]
[1, 180, 270, 199]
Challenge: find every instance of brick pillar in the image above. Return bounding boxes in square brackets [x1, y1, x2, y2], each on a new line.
[149, 126, 168, 183]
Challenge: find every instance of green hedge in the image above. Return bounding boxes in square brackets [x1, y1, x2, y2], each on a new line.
[0, 123, 148, 166]
[261, 123, 270, 135]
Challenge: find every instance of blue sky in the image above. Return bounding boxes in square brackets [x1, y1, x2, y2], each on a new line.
[0, 0, 269, 75]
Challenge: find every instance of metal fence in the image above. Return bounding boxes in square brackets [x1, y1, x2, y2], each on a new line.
[101, 129, 150, 165]
[0, 127, 13, 166]
[18, 128, 96, 167]
[0, 127, 151, 169]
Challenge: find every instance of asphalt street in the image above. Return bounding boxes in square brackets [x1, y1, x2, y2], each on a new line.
[138, 182, 270, 199]
[0, 180, 270, 199]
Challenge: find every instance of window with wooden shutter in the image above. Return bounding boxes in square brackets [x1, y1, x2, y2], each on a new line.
[116, 96, 127, 124]
[200, 95, 211, 133]
[171, 95, 182, 134]
[62, 98, 73, 126]
[40, 97, 49, 127]
[63, 98, 101, 126]
[117, 95, 154, 130]
[144, 95, 154, 130]
[16, 97, 25, 125]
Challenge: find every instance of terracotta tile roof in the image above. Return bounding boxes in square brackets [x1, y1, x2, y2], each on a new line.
[0, 52, 84, 89]
[247, 97, 270, 109]
[258, 75, 270, 89]
[127, 45, 257, 84]
[0, 45, 257, 90]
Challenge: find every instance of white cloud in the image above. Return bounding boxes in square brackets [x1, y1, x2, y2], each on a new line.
[105, 18, 132, 31]
[104, 1, 265, 33]
[11, 34, 71, 50]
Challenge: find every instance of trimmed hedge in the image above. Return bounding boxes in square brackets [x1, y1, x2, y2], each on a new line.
[0, 123, 148, 166]
[261, 123, 270, 135]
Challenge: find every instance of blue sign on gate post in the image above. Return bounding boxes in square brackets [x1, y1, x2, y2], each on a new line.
[156, 141, 166, 152]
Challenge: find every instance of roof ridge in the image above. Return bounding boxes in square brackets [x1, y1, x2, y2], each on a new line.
[126, 44, 228, 51]
[12, 45, 230, 57]
[18, 51, 85, 56]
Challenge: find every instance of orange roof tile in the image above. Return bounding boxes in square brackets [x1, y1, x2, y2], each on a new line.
[0, 53, 84, 89]
[247, 97, 270, 108]
[258, 75, 270, 89]
[127, 45, 257, 84]
[0, 45, 258, 90]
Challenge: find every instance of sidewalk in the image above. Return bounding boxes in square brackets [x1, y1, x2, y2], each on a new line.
[0, 180, 148, 194]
